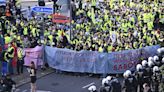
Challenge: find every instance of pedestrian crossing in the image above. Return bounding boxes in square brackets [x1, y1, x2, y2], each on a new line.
[15, 89, 51, 92]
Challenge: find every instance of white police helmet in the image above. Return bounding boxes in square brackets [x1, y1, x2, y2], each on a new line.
[123, 72, 127, 78]
[136, 64, 143, 71]
[157, 48, 161, 54]
[102, 78, 109, 86]
[148, 57, 154, 62]
[153, 56, 159, 61]
[142, 60, 148, 67]
[106, 76, 112, 81]
[148, 60, 154, 67]
[160, 47, 164, 52]
[88, 85, 97, 92]
[125, 70, 132, 77]
[162, 57, 164, 63]
[153, 66, 159, 72]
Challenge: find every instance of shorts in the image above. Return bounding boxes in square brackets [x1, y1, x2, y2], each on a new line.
[31, 76, 36, 83]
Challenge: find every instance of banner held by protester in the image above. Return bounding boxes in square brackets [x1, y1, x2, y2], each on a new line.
[24, 46, 43, 68]
[45, 45, 160, 74]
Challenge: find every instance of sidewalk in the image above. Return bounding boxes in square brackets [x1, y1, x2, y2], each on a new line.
[11, 68, 54, 87]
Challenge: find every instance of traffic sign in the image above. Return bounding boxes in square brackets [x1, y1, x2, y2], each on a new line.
[0, 0, 6, 6]
[32, 6, 53, 14]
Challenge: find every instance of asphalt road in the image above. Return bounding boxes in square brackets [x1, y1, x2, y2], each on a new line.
[16, 72, 102, 92]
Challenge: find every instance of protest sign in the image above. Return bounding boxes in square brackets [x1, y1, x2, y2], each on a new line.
[44, 45, 160, 74]
[24, 46, 43, 68]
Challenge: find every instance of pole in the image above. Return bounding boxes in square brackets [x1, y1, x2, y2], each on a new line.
[69, 0, 72, 41]
[53, 1, 55, 14]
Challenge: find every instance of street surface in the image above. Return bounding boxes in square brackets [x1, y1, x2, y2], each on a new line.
[16, 72, 102, 92]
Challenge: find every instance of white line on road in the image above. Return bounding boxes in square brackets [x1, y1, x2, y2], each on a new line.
[15, 89, 20, 92]
[22, 89, 28, 92]
[15, 89, 51, 92]
[82, 82, 95, 89]
[36, 90, 51, 92]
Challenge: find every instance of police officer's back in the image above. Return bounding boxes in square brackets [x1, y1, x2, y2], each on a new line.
[122, 70, 137, 92]
[152, 66, 162, 92]
[99, 78, 111, 92]
[134, 64, 144, 92]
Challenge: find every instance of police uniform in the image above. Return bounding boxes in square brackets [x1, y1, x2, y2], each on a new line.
[109, 78, 121, 92]
[99, 78, 111, 92]
[99, 86, 111, 92]
[152, 68, 162, 92]
[142, 65, 153, 86]
[122, 75, 138, 92]
[134, 69, 144, 92]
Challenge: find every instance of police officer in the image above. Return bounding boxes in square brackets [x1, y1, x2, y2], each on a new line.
[99, 78, 111, 92]
[157, 48, 162, 61]
[157, 47, 164, 58]
[148, 58, 155, 89]
[161, 57, 164, 65]
[88, 85, 97, 92]
[152, 66, 162, 92]
[153, 56, 161, 67]
[134, 64, 144, 92]
[142, 60, 152, 85]
[106, 76, 121, 92]
[122, 70, 138, 92]
[159, 57, 164, 92]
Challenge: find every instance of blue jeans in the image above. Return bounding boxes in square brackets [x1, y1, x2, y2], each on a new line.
[8, 59, 14, 74]
[2, 62, 8, 76]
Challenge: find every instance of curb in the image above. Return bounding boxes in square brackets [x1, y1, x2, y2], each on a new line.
[16, 69, 54, 87]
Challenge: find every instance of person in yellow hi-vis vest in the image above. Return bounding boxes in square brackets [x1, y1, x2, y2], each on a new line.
[32, 28, 36, 37]
[7, 44, 14, 74]
[23, 26, 28, 36]
[4, 34, 11, 44]
[17, 45, 25, 74]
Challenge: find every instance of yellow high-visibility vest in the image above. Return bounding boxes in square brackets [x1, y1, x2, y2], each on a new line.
[17, 48, 24, 60]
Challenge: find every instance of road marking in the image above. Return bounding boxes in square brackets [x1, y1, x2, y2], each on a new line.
[82, 82, 95, 89]
[15, 89, 20, 92]
[22, 89, 28, 92]
[15, 89, 51, 92]
[37, 90, 51, 92]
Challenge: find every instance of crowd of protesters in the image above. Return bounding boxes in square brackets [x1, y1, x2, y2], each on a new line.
[0, 0, 163, 92]
[1, 0, 164, 53]
[69, 0, 164, 52]
[88, 47, 164, 92]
